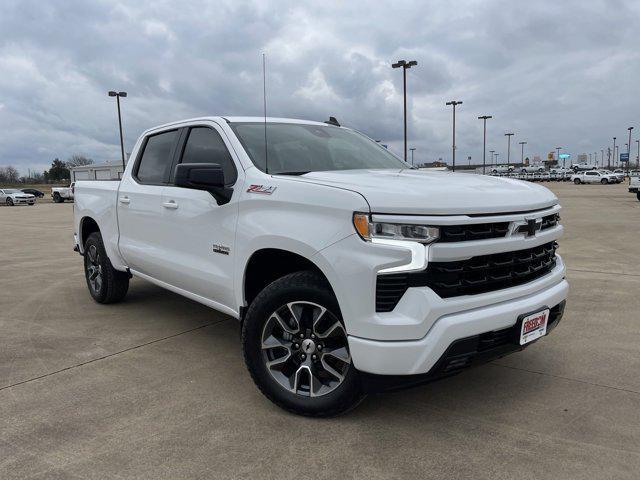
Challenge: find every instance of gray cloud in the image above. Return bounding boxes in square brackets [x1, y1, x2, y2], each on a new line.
[0, 0, 639, 173]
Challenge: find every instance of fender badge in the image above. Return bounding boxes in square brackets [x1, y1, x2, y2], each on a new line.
[247, 184, 277, 195]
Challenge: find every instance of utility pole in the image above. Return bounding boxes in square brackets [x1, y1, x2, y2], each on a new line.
[505, 133, 514, 166]
[409, 147, 416, 166]
[478, 115, 492, 175]
[391, 60, 417, 162]
[446, 100, 463, 171]
[612, 137, 616, 169]
[108, 91, 128, 170]
[519, 141, 527, 164]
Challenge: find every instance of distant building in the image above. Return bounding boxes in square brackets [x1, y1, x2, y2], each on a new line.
[71, 161, 124, 181]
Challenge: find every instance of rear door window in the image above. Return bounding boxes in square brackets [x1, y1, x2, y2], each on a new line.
[136, 130, 180, 184]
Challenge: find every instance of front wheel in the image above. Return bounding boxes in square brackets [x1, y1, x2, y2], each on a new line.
[637, 192, 640, 202]
[84, 232, 129, 304]
[242, 271, 364, 417]
[574, 178, 581, 184]
[53, 193, 62, 203]
[601, 178, 608, 184]
[6, 198, 13, 206]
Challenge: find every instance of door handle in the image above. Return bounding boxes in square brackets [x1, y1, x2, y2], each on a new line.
[162, 201, 179, 210]
[119, 196, 130, 205]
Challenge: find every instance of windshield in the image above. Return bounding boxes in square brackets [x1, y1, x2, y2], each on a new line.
[230, 122, 408, 174]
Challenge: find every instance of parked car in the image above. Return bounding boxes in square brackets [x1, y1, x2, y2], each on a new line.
[51, 182, 75, 203]
[611, 169, 626, 181]
[0, 188, 36, 205]
[571, 162, 596, 172]
[21, 188, 45, 198]
[549, 167, 573, 175]
[629, 176, 640, 201]
[571, 170, 619, 184]
[519, 165, 545, 173]
[74, 116, 568, 416]
[490, 164, 514, 173]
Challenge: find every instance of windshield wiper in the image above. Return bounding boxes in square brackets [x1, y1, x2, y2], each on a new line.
[275, 171, 311, 176]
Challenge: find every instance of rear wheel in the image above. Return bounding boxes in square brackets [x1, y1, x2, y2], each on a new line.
[637, 192, 640, 202]
[574, 178, 581, 184]
[601, 178, 608, 184]
[242, 271, 363, 417]
[53, 193, 62, 203]
[83, 232, 129, 304]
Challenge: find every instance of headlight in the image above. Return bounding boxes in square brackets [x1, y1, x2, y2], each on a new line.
[353, 213, 440, 244]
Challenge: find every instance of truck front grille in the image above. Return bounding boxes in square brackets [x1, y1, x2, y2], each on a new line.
[375, 241, 558, 312]
[439, 222, 509, 242]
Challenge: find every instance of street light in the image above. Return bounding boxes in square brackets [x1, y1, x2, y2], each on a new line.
[601, 149, 604, 167]
[504, 133, 514, 166]
[519, 141, 527, 164]
[409, 147, 416, 166]
[108, 91, 128, 170]
[556, 147, 562, 167]
[636, 140, 640, 169]
[612, 137, 616, 169]
[627, 127, 634, 175]
[446, 100, 463, 171]
[494, 152, 499, 164]
[392, 60, 417, 162]
[478, 115, 492, 174]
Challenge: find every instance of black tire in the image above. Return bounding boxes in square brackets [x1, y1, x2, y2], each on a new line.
[574, 178, 581, 184]
[6, 198, 13, 206]
[601, 178, 608, 184]
[242, 271, 364, 417]
[83, 232, 129, 304]
[637, 192, 640, 202]
[53, 193, 62, 203]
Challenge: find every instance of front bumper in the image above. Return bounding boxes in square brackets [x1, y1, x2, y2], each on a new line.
[13, 198, 35, 205]
[359, 300, 566, 392]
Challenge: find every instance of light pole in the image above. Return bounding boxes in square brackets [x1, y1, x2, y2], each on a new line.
[627, 127, 634, 175]
[601, 149, 604, 167]
[446, 100, 463, 171]
[556, 147, 562, 167]
[504, 133, 514, 166]
[636, 140, 640, 169]
[489, 150, 495, 171]
[108, 91, 128, 170]
[615, 145, 619, 167]
[519, 141, 527, 164]
[611, 137, 616, 169]
[494, 152, 499, 164]
[409, 147, 416, 166]
[478, 115, 492, 174]
[392, 60, 417, 162]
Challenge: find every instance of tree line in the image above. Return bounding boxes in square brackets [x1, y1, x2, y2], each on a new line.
[0, 155, 94, 184]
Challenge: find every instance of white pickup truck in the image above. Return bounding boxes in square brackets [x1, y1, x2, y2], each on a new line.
[630, 176, 640, 201]
[52, 182, 75, 203]
[571, 170, 619, 184]
[73, 117, 568, 416]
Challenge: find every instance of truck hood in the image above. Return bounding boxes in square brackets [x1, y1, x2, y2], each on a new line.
[289, 169, 558, 215]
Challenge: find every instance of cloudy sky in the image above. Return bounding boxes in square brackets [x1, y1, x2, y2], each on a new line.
[1, 0, 639, 174]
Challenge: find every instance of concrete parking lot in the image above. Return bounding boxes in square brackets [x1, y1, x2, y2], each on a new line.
[1, 182, 639, 479]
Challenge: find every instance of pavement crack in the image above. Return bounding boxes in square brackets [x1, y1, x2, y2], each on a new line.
[0, 318, 229, 392]
[492, 363, 640, 395]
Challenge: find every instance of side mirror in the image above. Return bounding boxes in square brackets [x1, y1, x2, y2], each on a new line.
[174, 163, 233, 204]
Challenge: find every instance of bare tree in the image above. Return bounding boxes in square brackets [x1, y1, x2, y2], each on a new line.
[66, 154, 94, 168]
[0, 166, 20, 184]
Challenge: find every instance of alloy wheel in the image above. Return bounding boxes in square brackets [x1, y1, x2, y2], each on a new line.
[86, 244, 103, 293]
[261, 301, 351, 397]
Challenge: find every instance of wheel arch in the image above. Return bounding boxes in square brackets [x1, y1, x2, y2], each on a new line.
[79, 216, 101, 250]
[242, 248, 337, 316]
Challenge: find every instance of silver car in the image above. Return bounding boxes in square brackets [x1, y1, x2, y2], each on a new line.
[0, 188, 36, 206]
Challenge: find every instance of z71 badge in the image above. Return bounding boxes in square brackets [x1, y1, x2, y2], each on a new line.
[247, 184, 277, 195]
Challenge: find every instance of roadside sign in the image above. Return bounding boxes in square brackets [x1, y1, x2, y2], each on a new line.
[620, 153, 629, 162]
